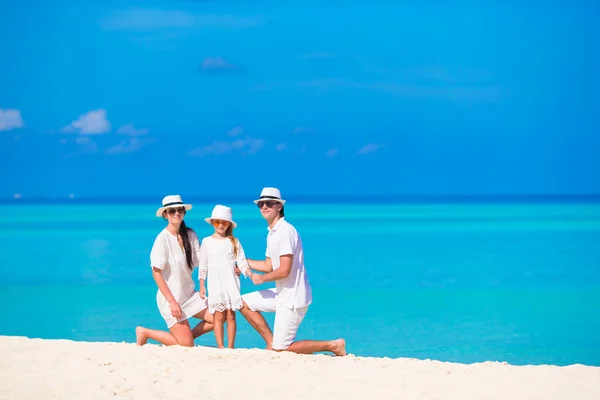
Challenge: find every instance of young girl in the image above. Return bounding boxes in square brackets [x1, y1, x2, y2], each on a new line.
[199, 205, 252, 349]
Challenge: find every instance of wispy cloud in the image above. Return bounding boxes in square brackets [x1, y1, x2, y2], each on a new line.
[0, 108, 24, 131]
[227, 126, 244, 136]
[116, 123, 149, 136]
[292, 126, 316, 134]
[357, 143, 384, 155]
[298, 79, 507, 103]
[99, 8, 266, 31]
[301, 51, 335, 59]
[105, 138, 150, 155]
[187, 138, 264, 157]
[199, 56, 240, 73]
[62, 109, 111, 134]
[276, 143, 287, 151]
[326, 148, 339, 157]
[60, 136, 99, 158]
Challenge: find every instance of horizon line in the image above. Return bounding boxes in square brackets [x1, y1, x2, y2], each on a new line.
[2, 193, 600, 205]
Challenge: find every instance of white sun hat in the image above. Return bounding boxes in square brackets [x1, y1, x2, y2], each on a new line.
[204, 205, 237, 228]
[253, 187, 286, 204]
[155, 195, 193, 217]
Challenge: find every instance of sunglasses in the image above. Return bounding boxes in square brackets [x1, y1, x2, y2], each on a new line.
[256, 201, 279, 208]
[211, 219, 231, 227]
[167, 207, 186, 215]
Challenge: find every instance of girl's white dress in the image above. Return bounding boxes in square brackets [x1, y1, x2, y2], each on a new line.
[150, 228, 208, 328]
[198, 236, 251, 314]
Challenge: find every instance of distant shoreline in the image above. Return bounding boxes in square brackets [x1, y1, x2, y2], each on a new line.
[2, 194, 600, 205]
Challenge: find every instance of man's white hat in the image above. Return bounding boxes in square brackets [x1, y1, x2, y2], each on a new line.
[156, 195, 192, 217]
[204, 205, 237, 228]
[253, 187, 286, 204]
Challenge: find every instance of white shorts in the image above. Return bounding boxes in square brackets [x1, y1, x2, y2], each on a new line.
[242, 288, 308, 350]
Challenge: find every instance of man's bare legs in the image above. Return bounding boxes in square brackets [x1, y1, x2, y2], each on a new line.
[285, 339, 346, 356]
[239, 303, 274, 350]
[239, 303, 346, 355]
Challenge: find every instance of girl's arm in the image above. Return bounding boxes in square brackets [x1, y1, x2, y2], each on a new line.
[198, 241, 208, 298]
[236, 241, 253, 278]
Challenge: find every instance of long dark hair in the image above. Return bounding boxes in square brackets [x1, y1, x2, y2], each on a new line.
[163, 211, 194, 271]
[179, 220, 194, 271]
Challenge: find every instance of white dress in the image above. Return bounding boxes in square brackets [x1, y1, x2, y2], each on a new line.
[150, 228, 208, 328]
[198, 236, 251, 314]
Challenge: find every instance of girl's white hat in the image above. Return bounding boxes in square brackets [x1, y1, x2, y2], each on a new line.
[205, 205, 237, 228]
[156, 195, 192, 217]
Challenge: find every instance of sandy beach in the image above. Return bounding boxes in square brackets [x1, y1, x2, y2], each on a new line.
[0, 336, 598, 400]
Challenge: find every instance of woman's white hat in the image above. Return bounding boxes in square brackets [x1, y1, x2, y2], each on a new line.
[253, 187, 286, 204]
[156, 195, 193, 217]
[205, 204, 237, 228]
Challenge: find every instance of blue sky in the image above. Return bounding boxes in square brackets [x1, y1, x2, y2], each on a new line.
[1, 1, 599, 198]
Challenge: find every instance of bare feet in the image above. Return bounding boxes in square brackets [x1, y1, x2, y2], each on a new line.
[331, 338, 346, 356]
[135, 326, 148, 346]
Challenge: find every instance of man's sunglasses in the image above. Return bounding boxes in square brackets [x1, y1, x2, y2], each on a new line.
[167, 207, 186, 215]
[256, 201, 279, 208]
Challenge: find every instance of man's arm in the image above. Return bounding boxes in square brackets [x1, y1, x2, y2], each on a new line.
[247, 257, 273, 273]
[252, 255, 292, 284]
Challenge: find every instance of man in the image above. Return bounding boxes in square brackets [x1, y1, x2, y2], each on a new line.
[241, 187, 346, 356]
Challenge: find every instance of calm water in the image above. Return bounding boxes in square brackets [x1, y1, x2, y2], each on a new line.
[1, 202, 599, 366]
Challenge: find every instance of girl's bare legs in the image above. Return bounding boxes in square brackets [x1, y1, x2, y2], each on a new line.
[214, 311, 226, 349]
[226, 310, 237, 349]
[136, 320, 194, 347]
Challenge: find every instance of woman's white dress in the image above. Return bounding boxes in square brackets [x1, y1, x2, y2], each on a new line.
[198, 236, 251, 314]
[150, 228, 208, 328]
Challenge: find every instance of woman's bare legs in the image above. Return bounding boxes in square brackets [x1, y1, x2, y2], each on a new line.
[214, 311, 226, 349]
[136, 320, 194, 347]
[226, 310, 236, 349]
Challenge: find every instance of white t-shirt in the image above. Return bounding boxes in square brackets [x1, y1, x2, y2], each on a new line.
[266, 218, 312, 309]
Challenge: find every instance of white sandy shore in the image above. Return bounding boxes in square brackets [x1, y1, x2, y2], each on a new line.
[0, 336, 598, 400]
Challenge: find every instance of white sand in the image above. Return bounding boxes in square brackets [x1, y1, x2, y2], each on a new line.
[0, 336, 598, 400]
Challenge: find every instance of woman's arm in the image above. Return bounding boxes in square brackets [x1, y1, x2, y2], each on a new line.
[152, 267, 182, 319]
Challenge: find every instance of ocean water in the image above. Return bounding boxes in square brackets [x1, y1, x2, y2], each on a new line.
[1, 202, 599, 366]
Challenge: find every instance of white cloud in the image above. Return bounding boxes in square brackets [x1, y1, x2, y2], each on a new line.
[227, 126, 244, 136]
[326, 148, 339, 157]
[276, 143, 287, 151]
[200, 56, 239, 72]
[293, 126, 316, 134]
[357, 143, 384, 155]
[62, 109, 111, 134]
[0, 108, 24, 131]
[99, 8, 266, 31]
[188, 138, 264, 157]
[105, 138, 147, 155]
[117, 123, 149, 136]
[61, 136, 99, 158]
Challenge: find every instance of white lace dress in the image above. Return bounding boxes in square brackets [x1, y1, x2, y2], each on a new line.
[198, 236, 251, 314]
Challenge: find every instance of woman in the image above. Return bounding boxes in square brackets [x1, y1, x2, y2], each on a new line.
[136, 195, 214, 346]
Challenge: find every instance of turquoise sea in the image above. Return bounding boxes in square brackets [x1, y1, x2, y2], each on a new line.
[1, 200, 599, 366]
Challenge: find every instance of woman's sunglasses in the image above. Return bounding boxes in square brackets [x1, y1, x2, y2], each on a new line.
[167, 207, 186, 215]
[256, 201, 279, 208]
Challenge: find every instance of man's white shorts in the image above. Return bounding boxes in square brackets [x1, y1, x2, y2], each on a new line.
[242, 288, 308, 350]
